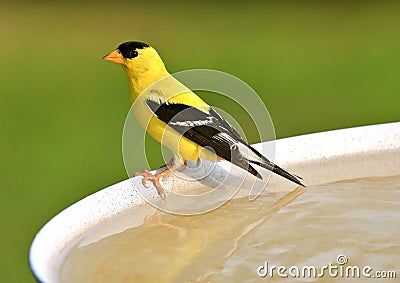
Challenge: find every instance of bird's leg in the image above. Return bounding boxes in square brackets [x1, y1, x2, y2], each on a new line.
[164, 158, 175, 168]
[134, 158, 178, 199]
[176, 161, 188, 172]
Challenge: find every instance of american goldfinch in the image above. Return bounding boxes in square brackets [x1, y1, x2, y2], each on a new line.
[104, 41, 304, 198]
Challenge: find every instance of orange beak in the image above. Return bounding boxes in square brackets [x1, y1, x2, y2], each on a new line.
[103, 50, 124, 64]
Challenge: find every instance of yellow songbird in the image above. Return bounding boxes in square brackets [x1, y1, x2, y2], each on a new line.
[104, 41, 304, 198]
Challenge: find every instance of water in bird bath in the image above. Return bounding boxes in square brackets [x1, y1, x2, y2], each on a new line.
[58, 175, 400, 282]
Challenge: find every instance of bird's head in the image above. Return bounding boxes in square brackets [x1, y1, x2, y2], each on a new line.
[103, 41, 169, 96]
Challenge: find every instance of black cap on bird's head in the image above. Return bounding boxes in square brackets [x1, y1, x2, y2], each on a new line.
[103, 41, 150, 64]
[117, 41, 149, 59]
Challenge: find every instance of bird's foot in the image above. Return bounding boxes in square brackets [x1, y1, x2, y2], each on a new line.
[135, 170, 166, 199]
[134, 158, 186, 199]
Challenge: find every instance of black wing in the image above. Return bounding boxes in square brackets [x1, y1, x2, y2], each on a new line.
[146, 99, 262, 178]
[146, 99, 305, 186]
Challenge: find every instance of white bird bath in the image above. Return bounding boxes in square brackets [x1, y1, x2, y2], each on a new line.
[29, 122, 400, 282]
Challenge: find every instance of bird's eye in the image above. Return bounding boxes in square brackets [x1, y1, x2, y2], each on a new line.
[129, 50, 139, 58]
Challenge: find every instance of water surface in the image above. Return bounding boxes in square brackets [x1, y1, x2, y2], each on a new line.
[59, 175, 400, 282]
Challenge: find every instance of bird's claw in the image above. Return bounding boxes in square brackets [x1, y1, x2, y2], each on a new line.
[135, 170, 166, 199]
[135, 170, 152, 188]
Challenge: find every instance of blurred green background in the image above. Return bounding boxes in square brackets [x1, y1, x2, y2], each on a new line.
[1, 1, 399, 281]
